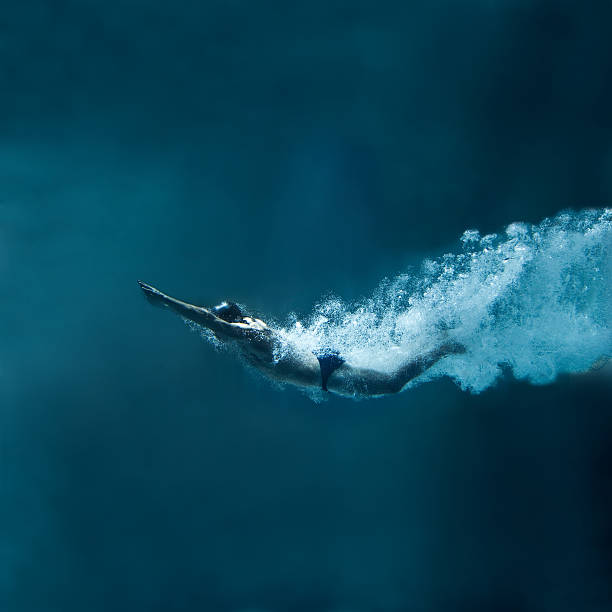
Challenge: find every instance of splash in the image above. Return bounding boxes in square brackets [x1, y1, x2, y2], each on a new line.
[280, 209, 612, 394]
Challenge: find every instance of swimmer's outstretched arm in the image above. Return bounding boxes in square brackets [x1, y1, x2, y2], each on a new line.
[137, 281, 246, 339]
[137, 281, 278, 363]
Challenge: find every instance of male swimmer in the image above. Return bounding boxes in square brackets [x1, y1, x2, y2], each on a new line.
[138, 281, 465, 397]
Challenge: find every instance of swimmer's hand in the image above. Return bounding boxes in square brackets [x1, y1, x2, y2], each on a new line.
[138, 281, 171, 308]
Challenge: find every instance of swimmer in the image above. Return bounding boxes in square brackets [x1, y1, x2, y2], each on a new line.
[138, 281, 465, 397]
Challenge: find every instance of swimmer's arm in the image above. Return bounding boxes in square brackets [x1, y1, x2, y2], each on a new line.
[137, 281, 245, 339]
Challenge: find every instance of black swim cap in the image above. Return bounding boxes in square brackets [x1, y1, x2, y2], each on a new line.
[212, 301, 244, 323]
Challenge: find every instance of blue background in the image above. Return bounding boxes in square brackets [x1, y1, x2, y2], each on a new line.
[1, 1, 612, 610]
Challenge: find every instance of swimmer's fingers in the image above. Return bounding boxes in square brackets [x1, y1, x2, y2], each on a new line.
[138, 280, 169, 307]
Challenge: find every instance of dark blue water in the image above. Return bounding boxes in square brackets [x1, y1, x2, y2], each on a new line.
[2, 2, 612, 610]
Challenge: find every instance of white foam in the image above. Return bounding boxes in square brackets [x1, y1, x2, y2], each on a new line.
[280, 208, 612, 394]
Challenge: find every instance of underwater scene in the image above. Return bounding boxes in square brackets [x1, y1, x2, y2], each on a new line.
[2, 1, 612, 611]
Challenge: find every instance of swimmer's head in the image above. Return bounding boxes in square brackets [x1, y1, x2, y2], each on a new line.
[212, 301, 244, 323]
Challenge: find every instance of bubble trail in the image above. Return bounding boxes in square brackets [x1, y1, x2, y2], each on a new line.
[280, 208, 612, 394]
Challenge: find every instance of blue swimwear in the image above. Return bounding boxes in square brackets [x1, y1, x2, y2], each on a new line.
[313, 349, 345, 391]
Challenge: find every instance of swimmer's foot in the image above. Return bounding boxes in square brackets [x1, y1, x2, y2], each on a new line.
[439, 340, 467, 356]
[589, 355, 610, 372]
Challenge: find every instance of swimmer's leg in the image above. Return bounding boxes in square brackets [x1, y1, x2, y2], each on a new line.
[352, 342, 465, 395]
[389, 341, 466, 392]
[344, 341, 466, 396]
